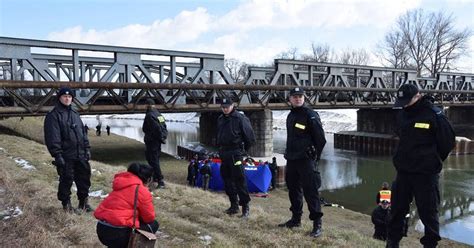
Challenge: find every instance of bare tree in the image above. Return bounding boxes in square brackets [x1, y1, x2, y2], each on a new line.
[377, 30, 411, 68]
[301, 42, 333, 62]
[380, 9, 471, 76]
[224, 58, 248, 83]
[275, 47, 299, 60]
[335, 48, 371, 65]
[425, 12, 471, 75]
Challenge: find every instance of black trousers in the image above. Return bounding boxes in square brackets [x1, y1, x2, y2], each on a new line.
[285, 158, 322, 221]
[57, 159, 91, 203]
[219, 150, 250, 206]
[388, 173, 441, 247]
[145, 143, 163, 182]
[96, 220, 159, 248]
[270, 170, 277, 189]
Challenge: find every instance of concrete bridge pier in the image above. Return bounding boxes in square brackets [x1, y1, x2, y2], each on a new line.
[199, 109, 273, 157]
[334, 108, 399, 155]
[447, 106, 474, 140]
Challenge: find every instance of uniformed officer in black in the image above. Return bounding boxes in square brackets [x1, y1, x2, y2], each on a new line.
[217, 98, 256, 218]
[279, 87, 326, 238]
[387, 84, 455, 248]
[142, 99, 168, 189]
[44, 87, 93, 212]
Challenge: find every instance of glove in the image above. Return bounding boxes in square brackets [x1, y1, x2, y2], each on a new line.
[305, 145, 318, 160]
[53, 155, 65, 176]
[85, 149, 91, 161]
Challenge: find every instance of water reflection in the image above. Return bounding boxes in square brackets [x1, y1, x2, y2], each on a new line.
[82, 117, 199, 156]
[81, 116, 474, 245]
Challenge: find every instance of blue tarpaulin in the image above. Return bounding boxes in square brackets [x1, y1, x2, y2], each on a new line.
[196, 161, 272, 193]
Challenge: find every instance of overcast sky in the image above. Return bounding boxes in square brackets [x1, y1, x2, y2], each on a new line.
[1, 0, 473, 71]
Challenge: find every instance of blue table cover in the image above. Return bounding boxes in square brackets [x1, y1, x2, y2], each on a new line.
[196, 162, 272, 193]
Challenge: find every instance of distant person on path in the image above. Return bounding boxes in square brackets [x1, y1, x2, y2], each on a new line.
[376, 182, 391, 205]
[96, 123, 101, 136]
[269, 157, 278, 190]
[200, 160, 212, 191]
[187, 154, 199, 186]
[386, 84, 455, 248]
[84, 124, 89, 132]
[44, 87, 93, 212]
[278, 88, 326, 238]
[106, 125, 111, 136]
[94, 163, 159, 248]
[372, 200, 390, 241]
[217, 98, 256, 218]
[142, 99, 168, 189]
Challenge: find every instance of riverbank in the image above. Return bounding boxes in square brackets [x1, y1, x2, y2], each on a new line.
[0, 117, 469, 247]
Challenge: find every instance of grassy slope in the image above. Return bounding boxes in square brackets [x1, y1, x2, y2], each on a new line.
[0, 117, 469, 247]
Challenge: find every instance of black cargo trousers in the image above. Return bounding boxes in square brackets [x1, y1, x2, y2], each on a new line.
[57, 159, 91, 203]
[219, 149, 250, 206]
[388, 173, 441, 247]
[285, 158, 322, 221]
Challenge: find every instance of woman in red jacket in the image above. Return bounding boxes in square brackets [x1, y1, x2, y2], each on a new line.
[94, 163, 159, 248]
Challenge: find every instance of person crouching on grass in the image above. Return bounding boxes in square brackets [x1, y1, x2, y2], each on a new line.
[94, 163, 159, 248]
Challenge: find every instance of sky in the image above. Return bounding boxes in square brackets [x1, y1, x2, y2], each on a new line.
[0, 0, 473, 72]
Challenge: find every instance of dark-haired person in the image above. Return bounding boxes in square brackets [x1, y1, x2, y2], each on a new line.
[44, 87, 93, 212]
[94, 163, 159, 248]
[142, 99, 168, 189]
[387, 84, 455, 248]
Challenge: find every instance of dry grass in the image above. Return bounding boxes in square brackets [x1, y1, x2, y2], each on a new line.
[0, 117, 470, 247]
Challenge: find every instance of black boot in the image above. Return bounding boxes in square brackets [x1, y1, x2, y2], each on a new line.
[278, 215, 301, 228]
[78, 198, 94, 212]
[224, 203, 239, 215]
[386, 239, 400, 248]
[310, 219, 322, 238]
[240, 204, 249, 218]
[62, 200, 74, 213]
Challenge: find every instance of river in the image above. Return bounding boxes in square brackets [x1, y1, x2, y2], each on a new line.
[82, 112, 474, 246]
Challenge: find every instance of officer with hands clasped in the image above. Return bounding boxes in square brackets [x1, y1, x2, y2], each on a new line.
[386, 84, 455, 248]
[279, 87, 326, 238]
[44, 87, 93, 213]
[217, 98, 256, 218]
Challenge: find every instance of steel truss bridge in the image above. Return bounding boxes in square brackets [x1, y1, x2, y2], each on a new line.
[0, 37, 473, 116]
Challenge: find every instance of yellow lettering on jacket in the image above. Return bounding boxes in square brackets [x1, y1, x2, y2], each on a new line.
[157, 116, 165, 123]
[414, 123, 430, 129]
[295, 123, 306, 130]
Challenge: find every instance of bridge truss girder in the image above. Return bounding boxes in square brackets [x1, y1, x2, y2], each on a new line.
[0, 37, 473, 116]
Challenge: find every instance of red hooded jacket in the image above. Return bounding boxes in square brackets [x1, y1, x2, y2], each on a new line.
[94, 172, 156, 227]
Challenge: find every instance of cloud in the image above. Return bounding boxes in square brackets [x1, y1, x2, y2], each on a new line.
[48, 7, 211, 49]
[46, 0, 424, 65]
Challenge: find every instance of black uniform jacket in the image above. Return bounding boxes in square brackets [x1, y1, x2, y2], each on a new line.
[393, 96, 455, 174]
[142, 108, 167, 144]
[44, 102, 90, 160]
[217, 109, 256, 152]
[285, 105, 326, 160]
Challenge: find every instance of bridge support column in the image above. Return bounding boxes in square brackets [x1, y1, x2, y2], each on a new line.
[245, 109, 273, 157]
[447, 106, 474, 139]
[335, 108, 399, 155]
[199, 110, 273, 157]
[357, 108, 398, 134]
[199, 112, 220, 147]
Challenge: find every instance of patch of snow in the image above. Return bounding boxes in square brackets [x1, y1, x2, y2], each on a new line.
[13, 158, 36, 170]
[199, 235, 212, 245]
[0, 147, 5, 153]
[89, 190, 108, 198]
[0, 206, 23, 220]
